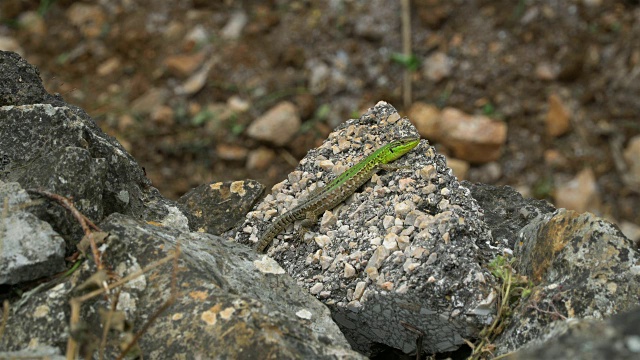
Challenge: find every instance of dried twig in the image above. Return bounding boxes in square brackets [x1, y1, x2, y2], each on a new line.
[66, 246, 180, 359]
[401, 0, 412, 109]
[27, 189, 103, 269]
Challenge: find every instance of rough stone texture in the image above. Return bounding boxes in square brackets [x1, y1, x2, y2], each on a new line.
[503, 308, 640, 360]
[0, 181, 65, 285]
[0, 51, 363, 359]
[0, 50, 62, 107]
[495, 208, 640, 354]
[0, 102, 155, 250]
[0, 213, 365, 359]
[237, 102, 500, 355]
[0, 103, 148, 215]
[178, 179, 264, 234]
[463, 182, 556, 249]
[0, 345, 66, 360]
[0, 50, 195, 254]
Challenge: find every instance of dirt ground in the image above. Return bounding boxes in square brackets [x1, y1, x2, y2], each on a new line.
[1, 0, 639, 227]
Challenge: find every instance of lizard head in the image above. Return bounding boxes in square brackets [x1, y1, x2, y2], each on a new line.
[382, 136, 420, 163]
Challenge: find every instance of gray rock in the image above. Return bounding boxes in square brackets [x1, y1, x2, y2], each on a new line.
[0, 345, 65, 360]
[0, 181, 65, 285]
[0, 50, 61, 107]
[178, 179, 264, 235]
[495, 208, 640, 355]
[463, 182, 555, 249]
[502, 308, 640, 360]
[237, 102, 500, 355]
[0, 213, 366, 359]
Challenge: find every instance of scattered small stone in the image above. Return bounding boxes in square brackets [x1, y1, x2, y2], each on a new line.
[247, 101, 301, 146]
[314, 235, 331, 249]
[407, 102, 441, 141]
[383, 233, 399, 252]
[423, 52, 453, 82]
[379, 281, 394, 291]
[419, 164, 437, 180]
[382, 215, 395, 229]
[164, 52, 206, 77]
[151, 105, 175, 126]
[97, 57, 121, 77]
[246, 147, 276, 170]
[426, 252, 438, 266]
[619, 221, 640, 245]
[317, 159, 334, 171]
[66, 3, 106, 39]
[446, 157, 469, 180]
[394, 201, 412, 217]
[295, 309, 313, 320]
[439, 107, 507, 163]
[320, 255, 333, 270]
[623, 135, 640, 192]
[535, 62, 560, 80]
[227, 96, 250, 112]
[554, 167, 600, 213]
[216, 143, 249, 161]
[546, 94, 571, 137]
[320, 211, 337, 231]
[344, 263, 356, 278]
[309, 282, 323, 295]
[176, 58, 215, 95]
[354, 281, 367, 300]
[365, 267, 379, 281]
[253, 255, 285, 275]
[131, 88, 170, 115]
[544, 148, 569, 168]
[367, 246, 390, 270]
[221, 11, 248, 40]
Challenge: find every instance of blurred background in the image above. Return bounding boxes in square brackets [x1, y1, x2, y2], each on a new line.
[1, 0, 638, 241]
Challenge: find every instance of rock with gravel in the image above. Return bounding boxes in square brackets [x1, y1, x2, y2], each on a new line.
[237, 101, 501, 355]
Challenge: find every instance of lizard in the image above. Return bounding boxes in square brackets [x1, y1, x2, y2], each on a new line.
[255, 135, 420, 253]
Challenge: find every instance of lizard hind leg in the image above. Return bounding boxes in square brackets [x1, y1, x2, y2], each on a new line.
[297, 212, 319, 243]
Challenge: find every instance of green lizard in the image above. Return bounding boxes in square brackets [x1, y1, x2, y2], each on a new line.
[255, 136, 420, 253]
